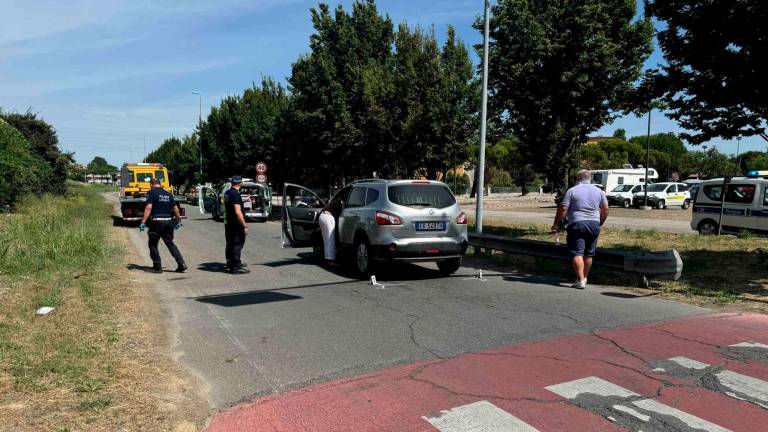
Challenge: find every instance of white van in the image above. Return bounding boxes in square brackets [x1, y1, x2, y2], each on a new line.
[605, 183, 645, 208]
[691, 176, 768, 234]
[633, 182, 691, 209]
[591, 167, 658, 192]
[198, 179, 273, 222]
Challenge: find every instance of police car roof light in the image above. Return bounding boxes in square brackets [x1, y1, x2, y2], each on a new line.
[747, 170, 768, 178]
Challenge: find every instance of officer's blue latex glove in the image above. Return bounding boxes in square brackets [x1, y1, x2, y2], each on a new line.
[138, 222, 146, 232]
[174, 222, 182, 230]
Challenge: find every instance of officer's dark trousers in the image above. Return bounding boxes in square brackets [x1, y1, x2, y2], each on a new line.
[148, 219, 185, 268]
[225, 224, 246, 269]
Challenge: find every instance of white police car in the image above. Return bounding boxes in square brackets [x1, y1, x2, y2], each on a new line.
[691, 171, 768, 235]
[633, 182, 691, 209]
[605, 183, 644, 208]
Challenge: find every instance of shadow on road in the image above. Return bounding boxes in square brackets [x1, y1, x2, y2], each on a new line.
[197, 262, 231, 273]
[195, 291, 302, 307]
[601, 291, 660, 299]
[126, 263, 176, 273]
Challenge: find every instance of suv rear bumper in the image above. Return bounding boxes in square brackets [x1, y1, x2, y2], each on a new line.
[371, 237, 468, 262]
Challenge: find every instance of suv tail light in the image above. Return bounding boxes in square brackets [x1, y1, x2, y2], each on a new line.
[376, 211, 403, 225]
[455, 211, 467, 224]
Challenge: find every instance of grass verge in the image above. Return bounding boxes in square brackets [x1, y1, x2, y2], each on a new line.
[0, 182, 205, 431]
[472, 219, 768, 310]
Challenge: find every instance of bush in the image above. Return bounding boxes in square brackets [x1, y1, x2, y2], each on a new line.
[488, 168, 514, 187]
[445, 170, 471, 195]
[0, 119, 51, 209]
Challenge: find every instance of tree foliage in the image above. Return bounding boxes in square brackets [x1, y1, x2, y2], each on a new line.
[86, 156, 117, 175]
[680, 148, 739, 179]
[0, 119, 50, 208]
[0, 109, 72, 195]
[644, 0, 768, 144]
[144, 135, 200, 188]
[287, 1, 476, 187]
[482, 0, 653, 187]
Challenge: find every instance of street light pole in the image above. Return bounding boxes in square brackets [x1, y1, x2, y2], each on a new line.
[642, 108, 652, 210]
[192, 91, 203, 182]
[475, 0, 490, 233]
[736, 135, 742, 173]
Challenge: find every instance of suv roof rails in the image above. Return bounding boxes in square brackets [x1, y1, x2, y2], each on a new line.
[350, 178, 388, 184]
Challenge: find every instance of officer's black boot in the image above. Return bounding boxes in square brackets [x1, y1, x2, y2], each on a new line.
[175, 263, 188, 273]
[151, 264, 162, 274]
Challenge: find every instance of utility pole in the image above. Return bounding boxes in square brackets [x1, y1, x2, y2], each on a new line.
[192, 91, 203, 182]
[736, 135, 742, 174]
[642, 108, 652, 210]
[475, 0, 490, 233]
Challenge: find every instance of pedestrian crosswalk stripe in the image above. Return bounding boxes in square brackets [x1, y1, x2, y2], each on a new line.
[667, 356, 768, 409]
[546, 376, 732, 432]
[423, 400, 540, 432]
[730, 342, 768, 349]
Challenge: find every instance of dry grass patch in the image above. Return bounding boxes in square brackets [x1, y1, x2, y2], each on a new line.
[472, 219, 768, 311]
[0, 184, 207, 431]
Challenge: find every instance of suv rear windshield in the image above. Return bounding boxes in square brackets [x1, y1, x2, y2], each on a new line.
[387, 184, 456, 208]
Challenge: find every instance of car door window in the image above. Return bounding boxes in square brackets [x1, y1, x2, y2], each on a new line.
[668, 184, 677, 193]
[725, 184, 756, 204]
[364, 188, 379, 206]
[764, 187, 768, 206]
[346, 187, 366, 208]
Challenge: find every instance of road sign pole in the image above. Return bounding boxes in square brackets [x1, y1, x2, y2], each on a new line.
[475, 0, 490, 234]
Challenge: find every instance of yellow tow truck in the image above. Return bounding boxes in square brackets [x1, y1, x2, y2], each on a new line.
[118, 163, 187, 222]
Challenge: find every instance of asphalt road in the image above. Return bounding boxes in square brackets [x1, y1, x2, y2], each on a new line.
[113, 195, 706, 409]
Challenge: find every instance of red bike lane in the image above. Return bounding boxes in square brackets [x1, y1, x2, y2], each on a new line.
[206, 313, 768, 432]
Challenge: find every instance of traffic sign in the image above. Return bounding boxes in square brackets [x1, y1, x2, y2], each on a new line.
[256, 174, 268, 184]
[256, 161, 268, 174]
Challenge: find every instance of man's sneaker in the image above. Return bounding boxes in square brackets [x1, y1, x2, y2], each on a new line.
[175, 263, 188, 273]
[571, 279, 585, 289]
[229, 267, 250, 274]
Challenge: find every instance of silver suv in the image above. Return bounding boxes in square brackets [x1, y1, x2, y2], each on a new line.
[282, 180, 468, 277]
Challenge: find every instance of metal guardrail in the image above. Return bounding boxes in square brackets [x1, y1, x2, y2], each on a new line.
[469, 232, 683, 285]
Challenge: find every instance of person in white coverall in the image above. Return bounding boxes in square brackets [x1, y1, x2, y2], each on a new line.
[319, 198, 343, 265]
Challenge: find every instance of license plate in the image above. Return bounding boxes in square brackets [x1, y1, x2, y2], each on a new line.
[414, 222, 446, 231]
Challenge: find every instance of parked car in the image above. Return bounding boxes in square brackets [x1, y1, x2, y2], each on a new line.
[691, 175, 768, 235]
[633, 182, 691, 209]
[282, 179, 469, 277]
[605, 183, 644, 208]
[198, 179, 273, 222]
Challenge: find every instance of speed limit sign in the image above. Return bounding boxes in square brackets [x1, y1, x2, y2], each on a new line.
[256, 161, 268, 174]
[256, 174, 268, 184]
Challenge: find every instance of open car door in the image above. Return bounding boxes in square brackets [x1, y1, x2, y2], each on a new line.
[198, 185, 218, 215]
[282, 183, 325, 247]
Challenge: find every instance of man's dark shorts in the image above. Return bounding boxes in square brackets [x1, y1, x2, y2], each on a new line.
[566, 220, 601, 258]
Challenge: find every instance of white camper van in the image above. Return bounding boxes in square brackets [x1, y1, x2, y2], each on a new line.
[590, 166, 658, 192]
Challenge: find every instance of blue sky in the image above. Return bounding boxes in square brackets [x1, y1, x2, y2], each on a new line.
[1, 0, 762, 166]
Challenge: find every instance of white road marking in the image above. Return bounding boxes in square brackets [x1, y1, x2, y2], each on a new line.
[668, 356, 709, 370]
[664, 357, 768, 408]
[423, 400, 539, 432]
[730, 342, 768, 350]
[547, 376, 732, 432]
[632, 399, 731, 432]
[716, 370, 768, 409]
[613, 404, 651, 422]
[546, 376, 638, 399]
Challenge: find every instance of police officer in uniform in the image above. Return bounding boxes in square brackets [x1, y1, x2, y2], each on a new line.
[224, 176, 249, 274]
[139, 178, 187, 273]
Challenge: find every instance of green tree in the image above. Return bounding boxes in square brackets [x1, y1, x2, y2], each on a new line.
[613, 128, 626, 139]
[680, 148, 739, 179]
[739, 151, 768, 173]
[0, 118, 50, 208]
[644, 0, 768, 144]
[86, 156, 117, 175]
[198, 78, 290, 184]
[628, 133, 687, 177]
[482, 0, 653, 187]
[0, 109, 71, 195]
[145, 135, 200, 188]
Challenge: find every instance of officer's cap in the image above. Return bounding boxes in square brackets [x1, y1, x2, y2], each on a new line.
[231, 175, 243, 184]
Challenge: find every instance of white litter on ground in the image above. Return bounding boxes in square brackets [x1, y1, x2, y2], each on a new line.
[36, 306, 55, 315]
